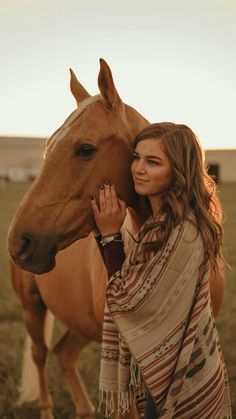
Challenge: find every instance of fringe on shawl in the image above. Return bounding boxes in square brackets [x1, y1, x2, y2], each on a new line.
[99, 389, 130, 417]
[99, 389, 115, 417]
[99, 358, 146, 417]
[130, 357, 146, 399]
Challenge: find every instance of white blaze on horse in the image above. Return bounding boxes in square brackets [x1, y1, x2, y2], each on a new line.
[8, 59, 225, 419]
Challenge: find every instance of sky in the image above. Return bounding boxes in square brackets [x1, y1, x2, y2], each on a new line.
[0, 0, 236, 149]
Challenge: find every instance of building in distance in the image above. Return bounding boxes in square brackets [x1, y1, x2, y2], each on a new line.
[0, 136, 45, 182]
[205, 149, 236, 184]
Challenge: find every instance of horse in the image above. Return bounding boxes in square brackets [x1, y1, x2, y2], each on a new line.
[8, 59, 225, 419]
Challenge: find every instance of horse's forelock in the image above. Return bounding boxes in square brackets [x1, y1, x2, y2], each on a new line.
[45, 95, 101, 156]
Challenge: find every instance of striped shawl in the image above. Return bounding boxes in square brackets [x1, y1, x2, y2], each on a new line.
[99, 216, 231, 418]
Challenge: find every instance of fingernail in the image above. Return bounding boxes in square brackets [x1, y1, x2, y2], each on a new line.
[100, 185, 104, 190]
[104, 179, 110, 185]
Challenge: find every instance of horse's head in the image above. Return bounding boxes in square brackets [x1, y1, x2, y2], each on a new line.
[8, 59, 149, 274]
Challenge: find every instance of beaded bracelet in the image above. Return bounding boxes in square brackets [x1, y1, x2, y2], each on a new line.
[100, 233, 123, 247]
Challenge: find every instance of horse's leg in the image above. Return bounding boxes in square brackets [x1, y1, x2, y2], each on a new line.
[23, 288, 54, 419]
[54, 330, 95, 419]
[10, 261, 54, 418]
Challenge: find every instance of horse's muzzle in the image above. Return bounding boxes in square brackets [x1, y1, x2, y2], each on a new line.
[8, 231, 57, 274]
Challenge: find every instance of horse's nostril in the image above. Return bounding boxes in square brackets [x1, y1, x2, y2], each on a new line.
[17, 234, 35, 261]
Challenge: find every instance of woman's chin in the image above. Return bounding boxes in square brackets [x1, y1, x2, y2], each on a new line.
[134, 186, 149, 196]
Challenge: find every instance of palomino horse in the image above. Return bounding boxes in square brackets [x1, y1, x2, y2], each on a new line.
[8, 59, 225, 419]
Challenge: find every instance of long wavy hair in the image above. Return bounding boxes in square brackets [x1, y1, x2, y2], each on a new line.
[134, 122, 223, 276]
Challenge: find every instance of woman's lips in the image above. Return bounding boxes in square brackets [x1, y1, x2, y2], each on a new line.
[135, 177, 148, 183]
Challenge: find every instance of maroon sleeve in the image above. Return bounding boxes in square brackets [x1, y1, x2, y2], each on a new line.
[103, 241, 125, 278]
[94, 236, 125, 278]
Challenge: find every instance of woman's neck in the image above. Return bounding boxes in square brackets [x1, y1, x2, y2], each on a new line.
[148, 195, 161, 216]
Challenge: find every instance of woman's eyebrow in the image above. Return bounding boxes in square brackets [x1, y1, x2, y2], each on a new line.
[145, 155, 163, 161]
[134, 151, 163, 162]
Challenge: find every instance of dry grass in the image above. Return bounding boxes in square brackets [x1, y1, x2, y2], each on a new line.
[0, 181, 235, 418]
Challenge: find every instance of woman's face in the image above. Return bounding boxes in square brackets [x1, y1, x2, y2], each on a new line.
[131, 138, 173, 199]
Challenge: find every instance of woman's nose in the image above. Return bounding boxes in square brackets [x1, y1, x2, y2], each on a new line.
[135, 159, 146, 174]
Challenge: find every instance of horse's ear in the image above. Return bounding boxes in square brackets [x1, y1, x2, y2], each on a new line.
[69, 68, 91, 105]
[98, 59, 122, 109]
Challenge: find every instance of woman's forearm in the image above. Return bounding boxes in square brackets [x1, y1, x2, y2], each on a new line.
[95, 235, 125, 278]
[103, 240, 125, 278]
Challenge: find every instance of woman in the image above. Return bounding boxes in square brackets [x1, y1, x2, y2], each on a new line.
[91, 122, 231, 418]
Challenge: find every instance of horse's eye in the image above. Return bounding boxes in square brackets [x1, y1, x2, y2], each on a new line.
[75, 144, 97, 159]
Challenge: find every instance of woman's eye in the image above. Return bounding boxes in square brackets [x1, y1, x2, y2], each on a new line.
[75, 144, 97, 159]
[148, 160, 158, 166]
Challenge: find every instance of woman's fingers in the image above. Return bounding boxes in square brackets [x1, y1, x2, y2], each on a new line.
[99, 186, 106, 210]
[90, 197, 100, 220]
[110, 183, 126, 215]
[104, 181, 113, 207]
[91, 196, 98, 210]
[90, 182, 126, 236]
[100, 181, 117, 210]
[110, 183, 119, 207]
[92, 180, 125, 216]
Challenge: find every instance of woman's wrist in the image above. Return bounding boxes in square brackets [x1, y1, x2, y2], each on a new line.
[92, 226, 101, 237]
[100, 233, 122, 247]
[101, 232, 121, 238]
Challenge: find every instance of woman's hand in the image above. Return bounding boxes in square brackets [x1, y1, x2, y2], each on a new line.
[91, 181, 126, 236]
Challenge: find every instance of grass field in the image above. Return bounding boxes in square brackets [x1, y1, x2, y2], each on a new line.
[0, 181, 235, 418]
